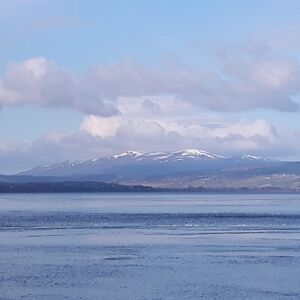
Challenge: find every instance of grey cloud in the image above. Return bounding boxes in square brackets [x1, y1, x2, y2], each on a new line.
[142, 99, 161, 114]
[0, 55, 300, 115]
[0, 58, 118, 116]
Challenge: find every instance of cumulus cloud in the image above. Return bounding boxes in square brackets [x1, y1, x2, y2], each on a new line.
[1, 52, 300, 173]
[0, 57, 118, 116]
[0, 115, 295, 174]
[1, 55, 300, 115]
[81, 115, 279, 152]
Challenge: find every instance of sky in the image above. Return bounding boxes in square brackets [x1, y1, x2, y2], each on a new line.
[1, 0, 300, 173]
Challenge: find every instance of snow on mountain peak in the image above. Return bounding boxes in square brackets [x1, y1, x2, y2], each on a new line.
[176, 149, 223, 159]
[242, 154, 266, 160]
[182, 149, 210, 155]
[112, 151, 142, 159]
[111, 149, 222, 160]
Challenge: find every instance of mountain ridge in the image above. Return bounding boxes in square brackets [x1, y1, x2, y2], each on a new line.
[18, 148, 271, 177]
[13, 148, 300, 191]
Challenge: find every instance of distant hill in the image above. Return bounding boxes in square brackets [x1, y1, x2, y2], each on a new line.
[0, 181, 156, 193]
[4, 149, 300, 191]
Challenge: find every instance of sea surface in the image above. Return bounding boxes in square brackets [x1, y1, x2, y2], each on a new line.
[0, 193, 300, 300]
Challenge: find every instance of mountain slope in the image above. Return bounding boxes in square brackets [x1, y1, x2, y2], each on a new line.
[18, 148, 273, 177]
[9, 149, 300, 190]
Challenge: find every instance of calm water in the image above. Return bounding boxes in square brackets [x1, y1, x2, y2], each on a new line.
[0, 193, 300, 299]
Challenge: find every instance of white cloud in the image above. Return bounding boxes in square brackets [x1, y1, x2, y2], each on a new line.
[81, 114, 276, 139]
[0, 115, 295, 174]
[1, 51, 300, 173]
[80, 115, 279, 152]
[80, 116, 121, 138]
[0, 55, 300, 115]
[0, 57, 118, 115]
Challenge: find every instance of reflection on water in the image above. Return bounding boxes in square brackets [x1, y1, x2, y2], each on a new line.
[0, 193, 300, 299]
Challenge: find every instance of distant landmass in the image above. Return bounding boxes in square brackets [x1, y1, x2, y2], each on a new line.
[2, 149, 300, 192]
[0, 181, 156, 193]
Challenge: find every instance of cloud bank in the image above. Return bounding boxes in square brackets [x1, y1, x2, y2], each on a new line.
[0, 55, 300, 115]
[0, 115, 282, 173]
[1, 51, 300, 173]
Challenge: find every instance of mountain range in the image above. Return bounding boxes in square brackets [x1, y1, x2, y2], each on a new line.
[10, 149, 300, 191]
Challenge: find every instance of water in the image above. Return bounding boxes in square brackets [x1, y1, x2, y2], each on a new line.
[0, 193, 300, 299]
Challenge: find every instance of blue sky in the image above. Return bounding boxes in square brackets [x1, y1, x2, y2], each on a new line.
[1, 0, 300, 173]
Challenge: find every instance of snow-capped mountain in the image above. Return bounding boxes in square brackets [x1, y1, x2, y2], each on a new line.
[18, 149, 270, 178]
[11, 149, 300, 190]
[142, 149, 224, 161]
